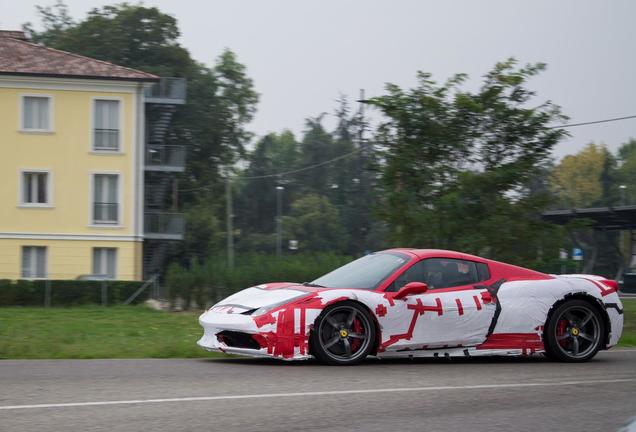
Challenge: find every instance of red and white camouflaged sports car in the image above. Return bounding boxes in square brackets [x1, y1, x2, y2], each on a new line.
[197, 249, 624, 365]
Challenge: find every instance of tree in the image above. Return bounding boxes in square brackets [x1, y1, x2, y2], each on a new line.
[284, 194, 347, 253]
[233, 100, 385, 256]
[25, 2, 191, 77]
[23, 1, 74, 47]
[329, 97, 384, 254]
[235, 131, 300, 240]
[616, 139, 636, 205]
[368, 59, 568, 267]
[551, 143, 615, 208]
[296, 116, 335, 196]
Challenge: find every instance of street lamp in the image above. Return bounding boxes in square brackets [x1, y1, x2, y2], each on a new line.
[619, 185, 627, 206]
[276, 186, 284, 257]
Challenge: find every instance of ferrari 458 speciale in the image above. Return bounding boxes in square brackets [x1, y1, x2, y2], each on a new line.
[198, 249, 623, 365]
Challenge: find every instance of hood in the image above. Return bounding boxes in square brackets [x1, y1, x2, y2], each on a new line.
[211, 283, 314, 314]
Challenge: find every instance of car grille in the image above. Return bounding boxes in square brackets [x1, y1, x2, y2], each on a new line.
[216, 331, 261, 350]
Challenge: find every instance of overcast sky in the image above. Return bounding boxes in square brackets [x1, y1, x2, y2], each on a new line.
[2, 0, 634, 159]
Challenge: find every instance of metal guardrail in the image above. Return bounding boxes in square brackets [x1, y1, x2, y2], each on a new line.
[34, 279, 154, 307]
[124, 274, 159, 305]
[145, 145, 185, 172]
[144, 212, 185, 239]
[144, 78, 186, 104]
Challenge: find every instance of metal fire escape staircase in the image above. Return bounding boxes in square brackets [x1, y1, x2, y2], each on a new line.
[143, 78, 187, 278]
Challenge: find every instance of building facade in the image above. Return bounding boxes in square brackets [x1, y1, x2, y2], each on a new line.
[0, 31, 184, 281]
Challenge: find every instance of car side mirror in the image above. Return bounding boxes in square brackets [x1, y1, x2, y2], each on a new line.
[393, 281, 428, 300]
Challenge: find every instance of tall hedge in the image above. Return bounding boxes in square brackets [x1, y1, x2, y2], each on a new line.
[0, 279, 146, 306]
[166, 252, 354, 309]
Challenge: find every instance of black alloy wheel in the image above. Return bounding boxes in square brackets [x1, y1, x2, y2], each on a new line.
[310, 301, 375, 365]
[544, 299, 604, 362]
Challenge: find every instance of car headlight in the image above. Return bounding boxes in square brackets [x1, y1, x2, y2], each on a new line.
[252, 293, 312, 316]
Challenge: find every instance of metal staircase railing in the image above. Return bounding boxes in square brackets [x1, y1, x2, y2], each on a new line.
[145, 144, 185, 172]
[145, 78, 186, 104]
[143, 77, 187, 279]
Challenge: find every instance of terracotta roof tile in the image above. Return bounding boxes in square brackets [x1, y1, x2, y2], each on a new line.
[0, 31, 158, 81]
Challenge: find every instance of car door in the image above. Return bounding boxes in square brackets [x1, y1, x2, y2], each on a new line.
[380, 258, 497, 352]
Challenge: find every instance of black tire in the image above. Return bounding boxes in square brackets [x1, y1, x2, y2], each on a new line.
[544, 299, 605, 362]
[310, 301, 375, 365]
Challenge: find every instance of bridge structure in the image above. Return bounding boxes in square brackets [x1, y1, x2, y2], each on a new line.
[542, 205, 636, 292]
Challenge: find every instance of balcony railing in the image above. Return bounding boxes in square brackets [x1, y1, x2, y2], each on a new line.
[93, 202, 119, 224]
[145, 145, 185, 172]
[144, 78, 186, 105]
[144, 212, 184, 240]
[94, 129, 120, 151]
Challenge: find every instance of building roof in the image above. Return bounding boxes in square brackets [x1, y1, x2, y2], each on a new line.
[0, 30, 159, 82]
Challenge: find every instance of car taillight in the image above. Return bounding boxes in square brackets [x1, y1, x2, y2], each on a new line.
[601, 279, 618, 290]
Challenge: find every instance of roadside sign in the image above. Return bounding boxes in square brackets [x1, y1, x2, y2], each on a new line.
[559, 248, 568, 260]
[572, 248, 583, 261]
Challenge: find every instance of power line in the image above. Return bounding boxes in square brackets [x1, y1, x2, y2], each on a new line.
[179, 148, 362, 193]
[242, 148, 362, 180]
[179, 113, 636, 194]
[549, 114, 636, 129]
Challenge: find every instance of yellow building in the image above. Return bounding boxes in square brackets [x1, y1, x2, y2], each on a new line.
[0, 31, 185, 281]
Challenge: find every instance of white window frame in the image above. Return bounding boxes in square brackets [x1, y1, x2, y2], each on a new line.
[90, 97, 124, 153]
[21, 246, 48, 279]
[92, 247, 117, 279]
[18, 169, 54, 208]
[89, 172, 123, 228]
[19, 94, 54, 133]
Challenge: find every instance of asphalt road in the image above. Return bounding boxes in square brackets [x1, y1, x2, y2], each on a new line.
[1, 350, 635, 432]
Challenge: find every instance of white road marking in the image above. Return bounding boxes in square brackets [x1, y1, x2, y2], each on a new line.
[1, 378, 634, 411]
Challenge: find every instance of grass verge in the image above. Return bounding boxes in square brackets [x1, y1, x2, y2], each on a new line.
[619, 298, 636, 347]
[0, 300, 634, 359]
[0, 305, 219, 359]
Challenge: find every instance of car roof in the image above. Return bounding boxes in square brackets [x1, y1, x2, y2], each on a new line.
[381, 248, 551, 280]
[382, 248, 487, 262]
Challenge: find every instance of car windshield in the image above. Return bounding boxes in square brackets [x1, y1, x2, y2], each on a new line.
[311, 252, 409, 290]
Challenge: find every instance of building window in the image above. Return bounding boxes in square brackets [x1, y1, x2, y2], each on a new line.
[22, 96, 52, 131]
[93, 99, 120, 151]
[21, 246, 47, 278]
[21, 171, 51, 206]
[92, 248, 117, 279]
[92, 174, 119, 224]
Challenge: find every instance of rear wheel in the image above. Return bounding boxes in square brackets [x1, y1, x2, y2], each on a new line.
[544, 299, 604, 362]
[310, 301, 375, 365]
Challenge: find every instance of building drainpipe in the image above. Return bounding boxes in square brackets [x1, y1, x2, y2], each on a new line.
[136, 83, 146, 280]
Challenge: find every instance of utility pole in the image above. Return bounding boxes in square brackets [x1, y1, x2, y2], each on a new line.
[226, 174, 234, 269]
[276, 185, 284, 258]
[357, 89, 369, 254]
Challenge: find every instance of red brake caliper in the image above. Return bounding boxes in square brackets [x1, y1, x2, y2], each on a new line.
[557, 319, 569, 348]
[350, 318, 363, 352]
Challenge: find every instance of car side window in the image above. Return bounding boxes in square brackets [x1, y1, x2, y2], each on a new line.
[421, 258, 482, 289]
[386, 261, 427, 292]
[388, 258, 488, 291]
[476, 262, 490, 282]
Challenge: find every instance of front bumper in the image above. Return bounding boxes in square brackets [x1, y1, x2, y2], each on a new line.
[197, 310, 263, 355]
[197, 310, 312, 360]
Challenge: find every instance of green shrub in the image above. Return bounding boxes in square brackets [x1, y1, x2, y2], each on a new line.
[0, 280, 146, 307]
[165, 252, 354, 308]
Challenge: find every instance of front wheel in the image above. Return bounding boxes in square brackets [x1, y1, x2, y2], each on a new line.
[544, 299, 605, 362]
[310, 301, 375, 365]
